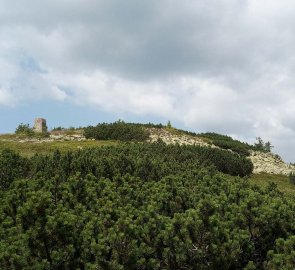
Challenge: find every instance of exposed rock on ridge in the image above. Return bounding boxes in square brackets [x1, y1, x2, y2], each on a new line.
[249, 151, 295, 175]
[148, 128, 295, 176]
[148, 128, 212, 147]
[1, 127, 294, 175]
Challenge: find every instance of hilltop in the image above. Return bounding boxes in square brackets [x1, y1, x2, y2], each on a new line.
[147, 128, 295, 176]
[1, 121, 294, 176]
[2, 120, 295, 196]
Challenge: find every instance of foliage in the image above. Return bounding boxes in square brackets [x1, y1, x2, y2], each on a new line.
[51, 126, 65, 131]
[266, 236, 295, 269]
[254, 137, 273, 153]
[15, 123, 34, 136]
[198, 132, 253, 156]
[0, 142, 294, 269]
[24, 142, 253, 179]
[15, 123, 49, 138]
[197, 134, 274, 156]
[84, 120, 150, 141]
[0, 149, 30, 190]
[134, 122, 164, 129]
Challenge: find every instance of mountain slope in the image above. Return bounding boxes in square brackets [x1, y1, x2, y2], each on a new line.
[148, 127, 295, 176]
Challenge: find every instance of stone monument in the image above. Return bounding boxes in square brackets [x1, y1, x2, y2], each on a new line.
[33, 118, 47, 133]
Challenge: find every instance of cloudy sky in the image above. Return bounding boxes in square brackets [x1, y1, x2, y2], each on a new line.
[1, 0, 295, 161]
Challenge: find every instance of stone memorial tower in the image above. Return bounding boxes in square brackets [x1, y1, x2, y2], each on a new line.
[33, 118, 47, 133]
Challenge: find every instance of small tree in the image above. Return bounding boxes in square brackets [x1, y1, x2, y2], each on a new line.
[167, 120, 172, 129]
[15, 123, 34, 136]
[254, 137, 273, 152]
[264, 141, 274, 152]
[254, 137, 264, 151]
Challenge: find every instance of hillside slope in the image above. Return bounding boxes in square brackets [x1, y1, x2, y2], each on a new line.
[148, 127, 295, 176]
[1, 124, 294, 175]
[0, 139, 295, 269]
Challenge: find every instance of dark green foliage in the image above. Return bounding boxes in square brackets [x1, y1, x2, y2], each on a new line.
[0, 143, 293, 269]
[15, 123, 49, 138]
[266, 236, 295, 269]
[28, 143, 253, 178]
[84, 120, 150, 141]
[0, 149, 30, 190]
[254, 137, 274, 153]
[199, 132, 254, 156]
[134, 122, 164, 129]
[15, 123, 34, 136]
[51, 126, 64, 131]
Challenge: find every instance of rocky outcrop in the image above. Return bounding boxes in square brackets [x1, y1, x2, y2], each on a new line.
[249, 151, 295, 175]
[49, 134, 88, 142]
[148, 128, 212, 147]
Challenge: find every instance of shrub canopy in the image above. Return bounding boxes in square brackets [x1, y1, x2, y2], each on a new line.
[0, 143, 293, 269]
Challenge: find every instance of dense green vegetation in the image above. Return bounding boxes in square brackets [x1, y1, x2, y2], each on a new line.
[198, 133, 255, 156]
[0, 142, 294, 269]
[197, 133, 274, 157]
[63, 119, 273, 162]
[84, 121, 150, 141]
[15, 123, 49, 138]
[253, 137, 273, 153]
[14, 120, 272, 159]
[15, 123, 35, 137]
[83, 120, 263, 158]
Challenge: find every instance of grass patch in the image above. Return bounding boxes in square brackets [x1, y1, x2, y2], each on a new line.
[0, 140, 118, 157]
[0, 133, 49, 139]
[249, 173, 295, 195]
[0, 134, 22, 139]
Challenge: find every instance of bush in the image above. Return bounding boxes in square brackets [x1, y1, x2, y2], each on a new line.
[15, 123, 34, 136]
[253, 137, 273, 152]
[52, 126, 65, 131]
[84, 120, 150, 141]
[198, 132, 252, 156]
[28, 142, 253, 179]
[267, 236, 295, 269]
[0, 145, 294, 269]
[0, 149, 30, 190]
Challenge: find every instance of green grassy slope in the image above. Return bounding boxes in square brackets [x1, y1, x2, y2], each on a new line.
[249, 173, 295, 195]
[0, 139, 118, 157]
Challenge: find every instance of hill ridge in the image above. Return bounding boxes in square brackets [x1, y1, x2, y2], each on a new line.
[148, 128, 295, 175]
[1, 124, 294, 175]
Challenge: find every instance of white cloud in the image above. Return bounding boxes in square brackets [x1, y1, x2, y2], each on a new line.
[0, 87, 15, 106]
[1, 0, 295, 161]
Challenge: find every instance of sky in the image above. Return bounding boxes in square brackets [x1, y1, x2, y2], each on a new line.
[1, 0, 295, 162]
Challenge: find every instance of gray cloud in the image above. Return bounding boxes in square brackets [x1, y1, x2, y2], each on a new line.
[1, 0, 295, 161]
